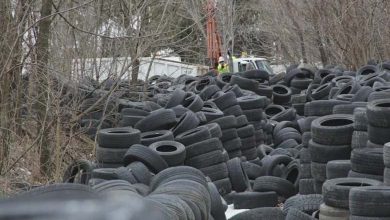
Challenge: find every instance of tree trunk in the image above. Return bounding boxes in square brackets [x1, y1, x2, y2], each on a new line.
[35, 0, 53, 177]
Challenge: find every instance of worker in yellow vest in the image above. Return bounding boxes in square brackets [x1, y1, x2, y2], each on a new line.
[217, 56, 229, 74]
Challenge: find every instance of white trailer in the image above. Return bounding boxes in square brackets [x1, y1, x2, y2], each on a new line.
[72, 56, 209, 82]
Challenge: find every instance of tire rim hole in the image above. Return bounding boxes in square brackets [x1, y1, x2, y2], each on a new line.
[320, 119, 353, 126]
[156, 145, 177, 152]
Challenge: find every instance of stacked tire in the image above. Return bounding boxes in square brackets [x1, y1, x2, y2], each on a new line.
[351, 107, 368, 149]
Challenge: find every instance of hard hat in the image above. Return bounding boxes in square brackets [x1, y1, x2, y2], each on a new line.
[218, 57, 225, 63]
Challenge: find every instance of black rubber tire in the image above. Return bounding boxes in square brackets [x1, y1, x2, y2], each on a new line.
[283, 194, 323, 215]
[368, 124, 390, 145]
[300, 163, 312, 179]
[333, 102, 368, 115]
[351, 86, 373, 102]
[243, 108, 264, 121]
[311, 114, 354, 145]
[319, 203, 350, 220]
[254, 85, 273, 98]
[286, 208, 316, 220]
[242, 161, 265, 179]
[311, 162, 327, 182]
[230, 75, 260, 91]
[299, 148, 311, 163]
[323, 177, 382, 209]
[262, 155, 293, 176]
[237, 124, 255, 138]
[351, 148, 384, 175]
[227, 158, 250, 192]
[277, 138, 299, 149]
[171, 111, 200, 136]
[384, 143, 390, 168]
[228, 150, 242, 159]
[185, 137, 223, 159]
[220, 128, 238, 142]
[140, 130, 174, 146]
[367, 140, 383, 148]
[311, 83, 332, 100]
[175, 126, 211, 146]
[253, 176, 296, 198]
[121, 108, 150, 116]
[233, 192, 278, 209]
[241, 146, 258, 161]
[298, 117, 318, 132]
[222, 105, 243, 117]
[274, 128, 301, 146]
[123, 144, 168, 173]
[210, 116, 237, 129]
[201, 107, 224, 122]
[326, 160, 351, 180]
[200, 162, 228, 181]
[205, 123, 223, 138]
[182, 94, 204, 112]
[350, 186, 390, 217]
[351, 131, 368, 149]
[222, 138, 242, 151]
[272, 84, 292, 104]
[299, 179, 316, 195]
[149, 166, 207, 191]
[96, 145, 128, 163]
[271, 108, 297, 122]
[135, 109, 177, 132]
[237, 95, 269, 110]
[213, 178, 232, 196]
[240, 136, 257, 150]
[127, 161, 152, 185]
[185, 150, 226, 169]
[118, 115, 145, 127]
[353, 107, 368, 131]
[199, 85, 220, 101]
[165, 89, 187, 108]
[236, 115, 249, 127]
[149, 141, 186, 166]
[348, 170, 383, 181]
[212, 91, 237, 110]
[264, 104, 285, 118]
[63, 159, 93, 184]
[308, 140, 351, 163]
[304, 100, 349, 116]
[366, 98, 390, 127]
[208, 182, 227, 220]
[97, 127, 141, 149]
[171, 104, 189, 118]
[229, 207, 286, 220]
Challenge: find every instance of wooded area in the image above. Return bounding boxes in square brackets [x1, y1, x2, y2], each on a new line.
[0, 0, 389, 191]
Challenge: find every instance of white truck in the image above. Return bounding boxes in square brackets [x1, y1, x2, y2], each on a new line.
[232, 57, 275, 75]
[72, 56, 209, 82]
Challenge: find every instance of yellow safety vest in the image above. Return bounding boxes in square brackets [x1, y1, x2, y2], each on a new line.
[218, 64, 229, 74]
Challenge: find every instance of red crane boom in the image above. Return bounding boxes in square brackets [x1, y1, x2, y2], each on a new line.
[206, 0, 222, 68]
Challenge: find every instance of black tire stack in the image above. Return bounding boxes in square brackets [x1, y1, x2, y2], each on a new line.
[210, 116, 242, 159]
[309, 114, 354, 193]
[96, 127, 141, 168]
[351, 107, 368, 149]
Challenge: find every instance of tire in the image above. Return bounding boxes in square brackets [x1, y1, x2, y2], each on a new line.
[182, 94, 204, 112]
[298, 117, 318, 132]
[63, 159, 93, 184]
[241, 147, 258, 161]
[353, 107, 368, 131]
[200, 163, 228, 181]
[96, 146, 128, 163]
[175, 126, 211, 146]
[228, 150, 242, 159]
[384, 143, 390, 167]
[299, 179, 315, 195]
[265, 104, 285, 118]
[149, 166, 207, 191]
[220, 128, 238, 142]
[308, 140, 351, 163]
[242, 161, 265, 179]
[333, 102, 368, 115]
[222, 105, 243, 117]
[123, 144, 168, 173]
[351, 86, 373, 102]
[186, 137, 223, 158]
[311, 83, 332, 100]
[243, 109, 264, 121]
[135, 109, 177, 132]
[121, 108, 150, 116]
[286, 208, 315, 220]
[255, 85, 273, 98]
[165, 89, 186, 108]
[213, 178, 232, 196]
[304, 100, 349, 116]
[262, 155, 293, 176]
[149, 141, 186, 166]
[311, 162, 327, 182]
[118, 115, 145, 127]
[222, 138, 242, 151]
[299, 148, 311, 163]
[171, 111, 200, 136]
[322, 177, 382, 209]
[319, 203, 349, 220]
[185, 150, 226, 169]
[210, 116, 237, 129]
[277, 138, 299, 149]
[236, 115, 249, 127]
[208, 182, 226, 220]
[350, 186, 390, 217]
[351, 131, 368, 149]
[205, 123, 223, 138]
[146, 194, 194, 220]
[274, 128, 301, 146]
[171, 105, 189, 118]
[326, 160, 351, 179]
[300, 163, 312, 179]
[368, 124, 390, 145]
[212, 91, 237, 110]
[367, 140, 383, 148]
[230, 75, 260, 91]
[127, 161, 152, 185]
[253, 176, 296, 198]
[237, 95, 269, 110]
[140, 130, 174, 146]
[351, 148, 384, 175]
[311, 114, 354, 145]
[240, 136, 256, 150]
[283, 194, 323, 214]
[237, 125, 255, 138]
[97, 127, 141, 149]
[201, 107, 224, 122]
[229, 207, 286, 220]
[233, 192, 278, 209]
[271, 108, 297, 122]
[272, 85, 292, 104]
[199, 85, 220, 101]
[366, 98, 390, 127]
[227, 158, 250, 192]
[348, 170, 383, 181]
[291, 78, 312, 90]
